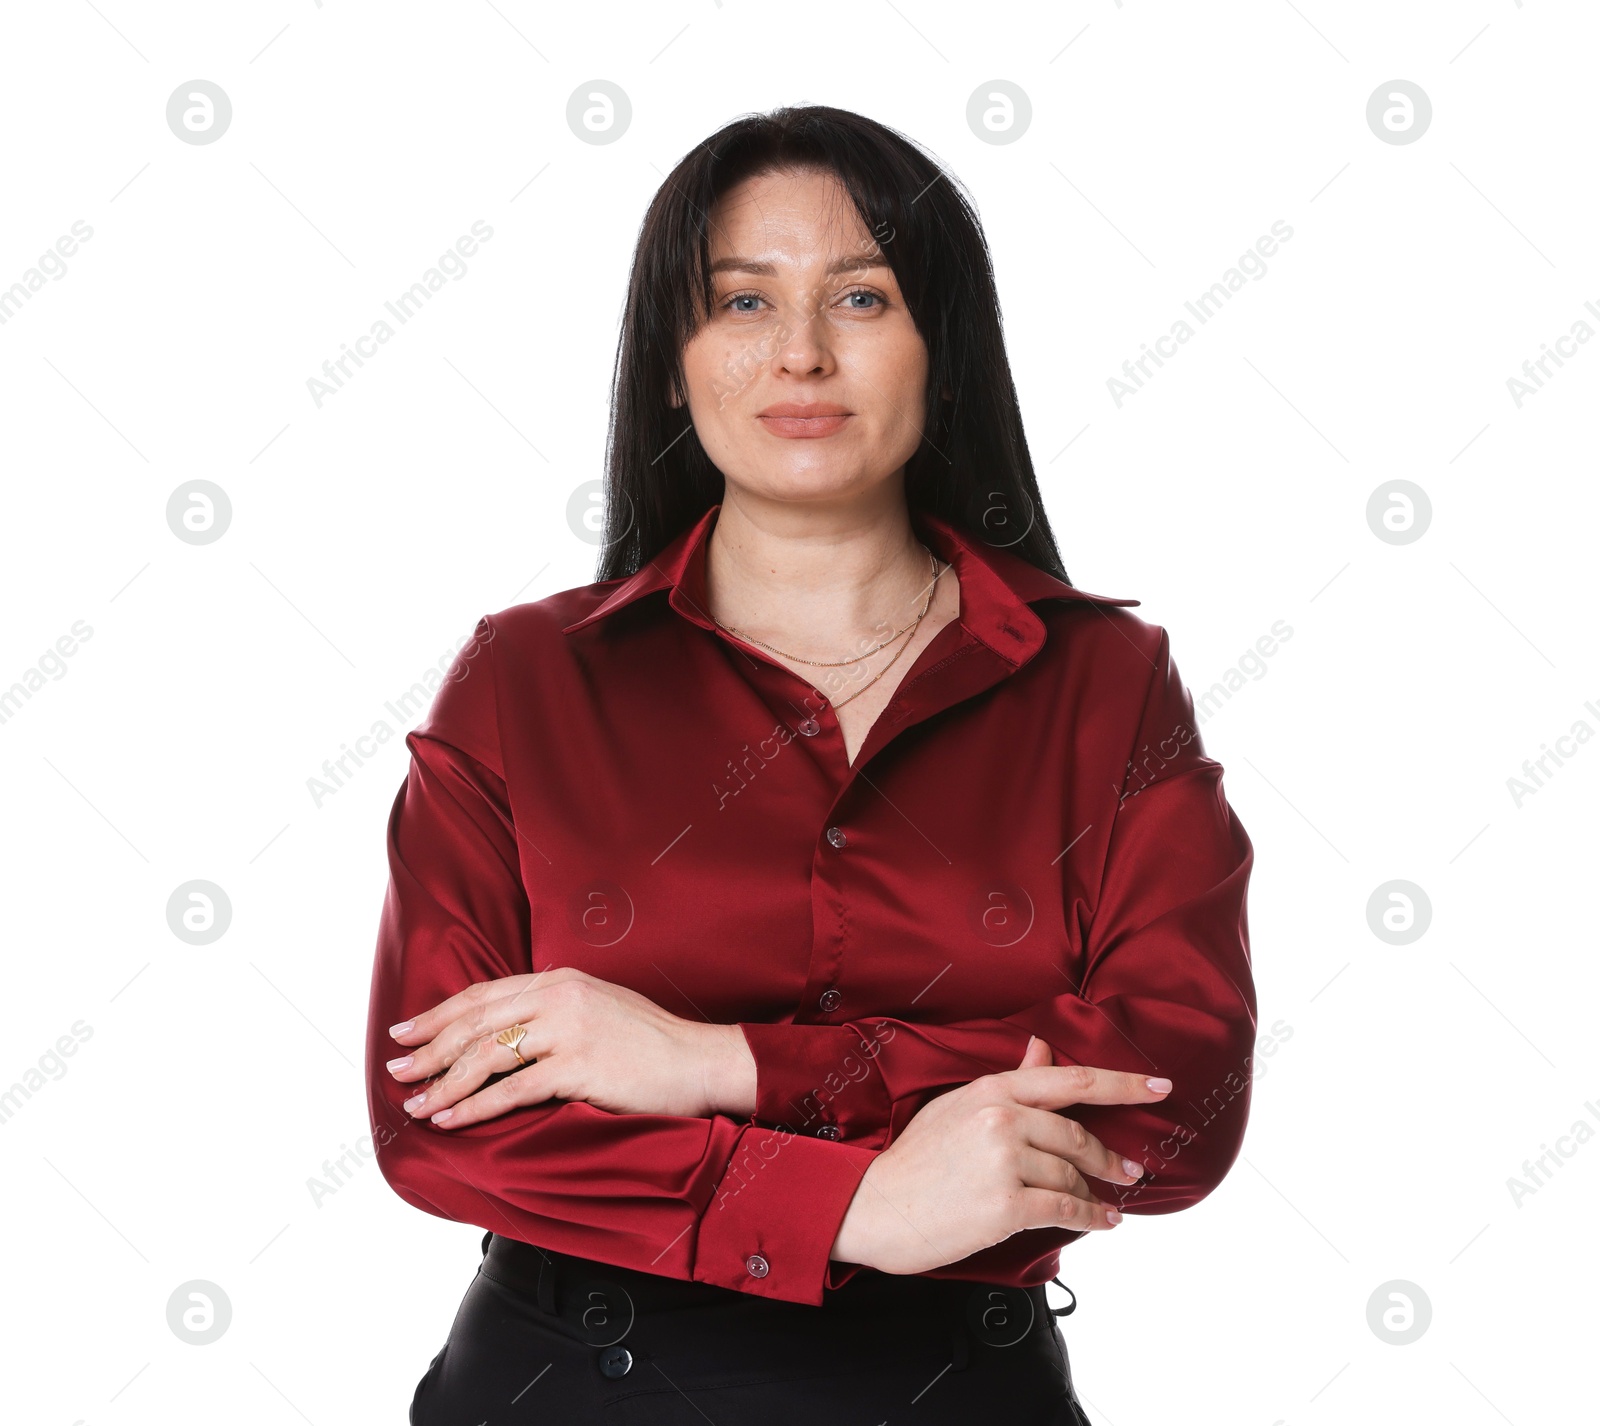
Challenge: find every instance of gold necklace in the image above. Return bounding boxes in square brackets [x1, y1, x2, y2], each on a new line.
[825, 613, 924, 709]
[713, 547, 944, 668]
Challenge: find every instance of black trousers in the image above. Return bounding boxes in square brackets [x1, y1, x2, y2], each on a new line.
[410, 1231, 1092, 1425]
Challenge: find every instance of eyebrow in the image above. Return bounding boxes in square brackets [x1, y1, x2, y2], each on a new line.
[707, 255, 890, 277]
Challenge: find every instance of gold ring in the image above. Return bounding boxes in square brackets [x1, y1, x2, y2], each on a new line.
[496, 1023, 534, 1067]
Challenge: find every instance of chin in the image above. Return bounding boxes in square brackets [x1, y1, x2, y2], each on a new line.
[729, 461, 890, 505]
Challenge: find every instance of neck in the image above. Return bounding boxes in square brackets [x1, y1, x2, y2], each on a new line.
[704, 484, 937, 659]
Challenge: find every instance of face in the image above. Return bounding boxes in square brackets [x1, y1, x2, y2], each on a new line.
[675, 167, 930, 507]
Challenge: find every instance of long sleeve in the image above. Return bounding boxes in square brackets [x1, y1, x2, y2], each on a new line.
[737, 627, 1257, 1218]
[364, 615, 879, 1307]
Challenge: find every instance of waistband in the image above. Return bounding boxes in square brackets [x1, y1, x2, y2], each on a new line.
[476, 1231, 1076, 1324]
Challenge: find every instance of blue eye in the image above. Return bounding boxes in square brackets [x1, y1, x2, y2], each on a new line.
[719, 287, 886, 314]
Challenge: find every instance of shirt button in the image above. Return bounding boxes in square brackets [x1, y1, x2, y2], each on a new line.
[598, 1345, 633, 1379]
[797, 717, 820, 737]
[825, 826, 848, 849]
[816, 1123, 842, 1140]
[745, 1254, 770, 1278]
[818, 987, 843, 1013]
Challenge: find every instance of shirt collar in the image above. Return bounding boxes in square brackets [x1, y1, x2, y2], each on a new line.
[559, 502, 1139, 664]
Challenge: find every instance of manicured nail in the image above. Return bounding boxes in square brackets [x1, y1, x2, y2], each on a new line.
[1146, 1077, 1172, 1093]
[403, 1094, 427, 1114]
[387, 1056, 414, 1073]
[1105, 1210, 1122, 1225]
[1122, 1157, 1145, 1178]
[430, 1109, 454, 1125]
[390, 1020, 415, 1037]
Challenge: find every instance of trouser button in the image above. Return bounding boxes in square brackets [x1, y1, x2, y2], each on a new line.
[598, 1344, 633, 1379]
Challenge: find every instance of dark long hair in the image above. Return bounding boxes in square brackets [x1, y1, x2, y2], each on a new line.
[597, 103, 1072, 585]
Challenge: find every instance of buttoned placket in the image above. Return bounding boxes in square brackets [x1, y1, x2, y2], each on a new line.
[695, 611, 1034, 1043]
[693, 612, 1047, 1290]
[629, 515, 1068, 1189]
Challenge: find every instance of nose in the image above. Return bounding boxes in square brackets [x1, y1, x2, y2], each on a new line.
[770, 292, 835, 378]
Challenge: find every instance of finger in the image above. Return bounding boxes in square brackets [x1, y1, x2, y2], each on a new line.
[427, 1065, 559, 1129]
[1016, 1104, 1145, 1186]
[1016, 1034, 1054, 1070]
[387, 974, 533, 1048]
[391, 985, 556, 1082]
[1011, 1184, 1121, 1233]
[387, 966, 586, 1046]
[401, 1026, 543, 1119]
[1015, 1145, 1097, 1202]
[998, 1063, 1173, 1111]
[421, 1004, 533, 1080]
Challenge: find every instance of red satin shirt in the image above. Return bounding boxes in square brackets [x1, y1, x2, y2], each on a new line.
[365, 502, 1256, 1308]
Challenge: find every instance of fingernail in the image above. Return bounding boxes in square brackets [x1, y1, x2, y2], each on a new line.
[403, 1094, 426, 1114]
[430, 1109, 454, 1125]
[1105, 1210, 1123, 1225]
[1146, 1077, 1172, 1093]
[1122, 1157, 1144, 1178]
[387, 1056, 414, 1074]
[390, 1020, 415, 1037]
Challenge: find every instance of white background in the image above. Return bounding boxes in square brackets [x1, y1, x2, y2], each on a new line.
[2, 2, 1595, 1423]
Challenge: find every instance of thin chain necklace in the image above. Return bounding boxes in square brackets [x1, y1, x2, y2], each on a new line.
[711, 546, 947, 713]
[712, 547, 942, 667]
[825, 608, 923, 709]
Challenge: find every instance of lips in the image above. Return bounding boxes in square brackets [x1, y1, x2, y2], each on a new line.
[756, 403, 853, 439]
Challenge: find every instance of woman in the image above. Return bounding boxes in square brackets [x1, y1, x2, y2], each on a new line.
[365, 104, 1256, 1424]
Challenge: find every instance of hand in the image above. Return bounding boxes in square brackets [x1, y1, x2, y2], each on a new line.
[829, 1035, 1170, 1275]
[385, 967, 752, 1126]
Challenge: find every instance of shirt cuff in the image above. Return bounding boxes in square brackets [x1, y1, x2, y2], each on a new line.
[694, 1121, 878, 1306]
[737, 1022, 895, 1146]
